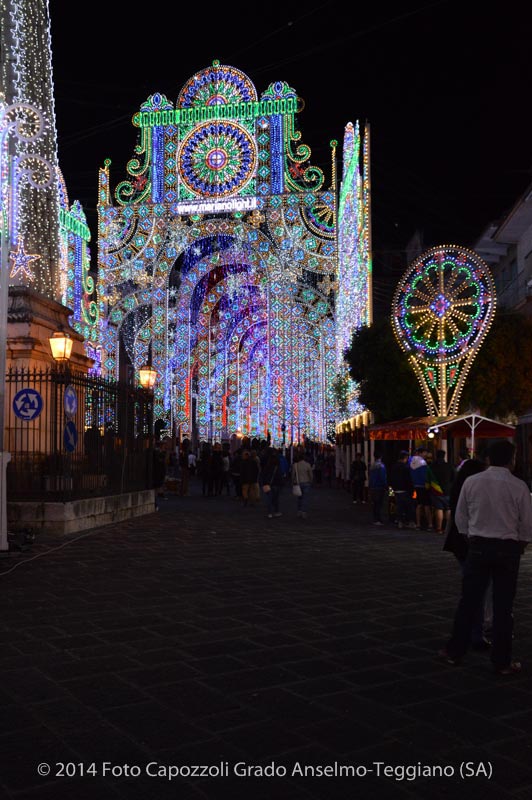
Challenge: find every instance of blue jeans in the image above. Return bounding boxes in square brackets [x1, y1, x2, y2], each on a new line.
[296, 482, 311, 513]
[264, 486, 281, 514]
[446, 537, 522, 669]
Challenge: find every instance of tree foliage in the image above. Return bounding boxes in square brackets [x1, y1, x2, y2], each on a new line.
[344, 317, 426, 422]
[344, 311, 532, 424]
[331, 369, 350, 415]
[461, 312, 532, 419]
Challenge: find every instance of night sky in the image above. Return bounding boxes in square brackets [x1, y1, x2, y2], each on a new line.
[48, 0, 532, 312]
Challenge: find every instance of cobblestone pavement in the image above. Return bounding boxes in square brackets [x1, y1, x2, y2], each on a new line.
[2, 478, 532, 800]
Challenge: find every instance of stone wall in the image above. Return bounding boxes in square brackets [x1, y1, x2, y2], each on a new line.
[7, 490, 156, 536]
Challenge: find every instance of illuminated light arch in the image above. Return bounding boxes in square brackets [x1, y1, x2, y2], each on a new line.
[96, 61, 370, 445]
[392, 245, 497, 417]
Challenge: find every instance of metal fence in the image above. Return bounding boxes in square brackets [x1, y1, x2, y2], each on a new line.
[4, 367, 153, 501]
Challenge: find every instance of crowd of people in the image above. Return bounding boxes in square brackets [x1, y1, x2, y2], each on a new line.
[152, 438, 336, 520]
[349, 445, 456, 531]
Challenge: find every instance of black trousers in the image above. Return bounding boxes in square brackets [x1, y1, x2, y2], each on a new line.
[446, 537, 522, 669]
[352, 479, 365, 502]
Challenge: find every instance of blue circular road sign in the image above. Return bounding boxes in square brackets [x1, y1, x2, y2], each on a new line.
[12, 388, 43, 421]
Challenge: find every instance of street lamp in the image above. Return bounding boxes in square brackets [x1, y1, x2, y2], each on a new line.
[49, 328, 73, 362]
[138, 363, 157, 391]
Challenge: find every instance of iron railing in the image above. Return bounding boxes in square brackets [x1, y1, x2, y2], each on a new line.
[4, 367, 153, 501]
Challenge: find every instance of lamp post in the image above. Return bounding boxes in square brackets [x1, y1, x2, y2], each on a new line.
[1, 100, 52, 553]
[48, 327, 74, 494]
[138, 363, 157, 492]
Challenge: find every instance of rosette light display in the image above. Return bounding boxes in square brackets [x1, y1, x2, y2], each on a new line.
[392, 246, 496, 417]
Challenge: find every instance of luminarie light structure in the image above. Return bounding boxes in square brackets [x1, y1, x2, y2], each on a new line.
[0, 0, 61, 299]
[392, 245, 496, 417]
[95, 61, 372, 446]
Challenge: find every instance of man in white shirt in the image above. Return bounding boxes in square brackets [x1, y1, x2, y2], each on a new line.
[440, 440, 532, 675]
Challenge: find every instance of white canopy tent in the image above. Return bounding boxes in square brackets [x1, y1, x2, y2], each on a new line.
[427, 412, 516, 457]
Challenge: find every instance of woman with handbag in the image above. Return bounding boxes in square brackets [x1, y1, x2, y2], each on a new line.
[291, 452, 314, 519]
[261, 449, 284, 518]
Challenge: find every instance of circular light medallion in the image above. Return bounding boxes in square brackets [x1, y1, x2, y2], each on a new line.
[179, 122, 257, 197]
[392, 245, 496, 366]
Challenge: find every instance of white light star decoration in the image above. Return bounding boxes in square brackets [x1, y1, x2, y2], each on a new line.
[103, 220, 125, 250]
[167, 222, 189, 252]
[9, 242, 41, 283]
[318, 274, 337, 295]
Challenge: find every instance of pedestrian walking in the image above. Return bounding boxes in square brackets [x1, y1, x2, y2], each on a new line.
[350, 452, 367, 504]
[239, 450, 260, 506]
[410, 446, 433, 530]
[291, 452, 313, 519]
[261, 449, 284, 518]
[426, 449, 455, 533]
[439, 440, 532, 675]
[368, 453, 388, 526]
[231, 448, 243, 499]
[389, 450, 416, 528]
[221, 448, 231, 495]
[198, 444, 213, 496]
[278, 449, 290, 481]
[211, 443, 224, 496]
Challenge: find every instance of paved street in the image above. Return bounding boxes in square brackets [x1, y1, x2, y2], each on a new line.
[2, 478, 532, 800]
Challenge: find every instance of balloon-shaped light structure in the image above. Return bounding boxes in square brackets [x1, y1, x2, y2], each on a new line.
[392, 245, 496, 417]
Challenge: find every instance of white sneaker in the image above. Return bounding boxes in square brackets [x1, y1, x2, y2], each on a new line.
[267, 514, 273, 519]
[274, 512, 282, 517]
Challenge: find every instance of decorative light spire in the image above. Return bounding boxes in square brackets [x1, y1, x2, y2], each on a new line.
[0, 0, 61, 298]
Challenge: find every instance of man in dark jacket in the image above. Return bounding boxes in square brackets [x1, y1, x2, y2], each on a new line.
[239, 449, 260, 506]
[350, 452, 367, 504]
[210, 443, 224, 496]
[390, 451, 416, 529]
[368, 454, 388, 526]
